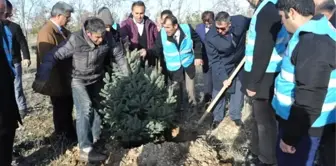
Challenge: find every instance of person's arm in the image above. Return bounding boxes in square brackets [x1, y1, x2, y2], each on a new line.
[189, 24, 202, 59]
[15, 24, 30, 60]
[247, 4, 282, 91]
[147, 30, 163, 57]
[282, 34, 336, 146]
[37, 33, 55, 68]
[111, 40, 130, 75]
[205, 37, 228, 79]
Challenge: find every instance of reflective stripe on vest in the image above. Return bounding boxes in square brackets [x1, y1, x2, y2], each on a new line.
[3, 26, 15, 75]
[161, 24, 194, 71]
[244, 0, 289, 73]
[272, 16, 336, 127]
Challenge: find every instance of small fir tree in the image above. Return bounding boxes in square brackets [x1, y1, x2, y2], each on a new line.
[99, 50, 177, 147]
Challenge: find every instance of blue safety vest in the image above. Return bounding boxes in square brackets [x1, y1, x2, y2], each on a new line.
[244, 0, 289, 73]
[272, 16, 336, 127]
[3, 25, 15, 75]
[112, 23, 118, 30]
[160, 24, 194, 71]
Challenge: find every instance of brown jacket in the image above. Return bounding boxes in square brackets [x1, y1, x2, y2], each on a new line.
[36, 20, 72, 96]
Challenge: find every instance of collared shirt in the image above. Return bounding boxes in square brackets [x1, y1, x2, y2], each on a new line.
[205, 27, 210, 33]
[50, 19, 62, 34]
[133, 18, 145, 36]
[173, 29, 181, 44]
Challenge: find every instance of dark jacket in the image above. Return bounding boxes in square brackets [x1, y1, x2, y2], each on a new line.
[205, 15, 250, 92]
[195, 23, 210, 73]
[241, 2, 283, 99]
[36, 28, 130, 87]
[0, 22, 21, 129]
[120, 15, 158, 50]
[279, 25, 336, 146]
[36, 20, 72, 96]
[148, 24, 202, 82]
[330, 11, 336, 27]
[4, 21, 30, 63]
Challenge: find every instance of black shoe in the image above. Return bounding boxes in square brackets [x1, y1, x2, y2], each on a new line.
[211, 121, 221, 130]
[79, 149, 107, 162]
[233, 119, 243, 126]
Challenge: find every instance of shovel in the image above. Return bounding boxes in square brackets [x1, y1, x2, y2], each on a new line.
[197, 57, 246, 125]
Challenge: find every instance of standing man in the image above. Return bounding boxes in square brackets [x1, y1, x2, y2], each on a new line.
[272, 0, 336, 165]
[0, 0, 21, 165]
[34, 17, 129, 162]
[315, 0, 336, 25]
[140, 14, 203, 111]
[5, 0, 30, 119]
[120, 1, 158, 67]
[195, 11, 214, 105]
[205, 12, 249, 128]
[243, 0, 289, 165]
[35, 1, 76, 141]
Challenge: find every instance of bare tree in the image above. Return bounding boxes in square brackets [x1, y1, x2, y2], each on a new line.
[69, 0, 86, 28]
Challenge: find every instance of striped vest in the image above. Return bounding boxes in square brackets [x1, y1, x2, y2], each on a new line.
[244, 0, 289, 73]
[272, 16, 336, 127]
[161, 24, 194, 71]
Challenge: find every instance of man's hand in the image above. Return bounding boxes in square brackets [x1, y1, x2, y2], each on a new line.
[223, 79, 232, 88]
[139, 49, 147, 57]
[280, 139, 296, 154]
[22, 59, 31, 68]
[246, 89, 256, 97]
[194, 59, 203, 66]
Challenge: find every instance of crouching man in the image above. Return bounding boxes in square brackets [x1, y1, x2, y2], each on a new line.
[33, 17, 130, 162]
[139, 14, 203, 111]
[272, 0, 336, 165]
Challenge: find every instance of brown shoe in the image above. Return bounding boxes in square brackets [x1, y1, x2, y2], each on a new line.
[79, 149, 107, 162]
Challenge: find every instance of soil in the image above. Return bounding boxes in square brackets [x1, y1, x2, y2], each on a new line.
[13, 52, 254, 166]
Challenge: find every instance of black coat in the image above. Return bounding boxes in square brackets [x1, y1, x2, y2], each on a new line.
[205, 15, 250, 92]
[5, 21, 30, 63]
[0, 22, 21, 129]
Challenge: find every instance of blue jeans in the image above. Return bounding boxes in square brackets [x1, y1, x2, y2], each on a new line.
[212, 77, 244, 122]
[276, 128, 321, 166]
[14, 63, 27, 111]
[72, 79, 102, 149]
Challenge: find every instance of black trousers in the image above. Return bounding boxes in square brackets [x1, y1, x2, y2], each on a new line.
[0, 126, 16, 166]
[50, 95, 76, 138]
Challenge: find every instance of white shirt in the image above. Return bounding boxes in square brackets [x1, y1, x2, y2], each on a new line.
[205, 27, 210, 34]
[134, 18, 145, 36]
[174, 29, 181, 44]
[50, 19, 62, 34]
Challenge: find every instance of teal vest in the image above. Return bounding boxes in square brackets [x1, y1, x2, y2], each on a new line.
[112, 23, 118, 30]
[244, 0, 289, 73]
[160, 24, 194, 71]
[3, 25, 15, 75]
[272, 16, 336, 127]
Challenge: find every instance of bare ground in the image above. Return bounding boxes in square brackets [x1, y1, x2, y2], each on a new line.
[13, 53, 254, 166]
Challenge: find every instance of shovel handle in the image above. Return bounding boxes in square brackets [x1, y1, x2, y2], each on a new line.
[197, 56, 246, 125]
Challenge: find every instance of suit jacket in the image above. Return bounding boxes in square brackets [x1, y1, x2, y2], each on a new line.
[195, 23, 210, 73]
[205, 15, 250, 91]
[36, 20, 72, 96]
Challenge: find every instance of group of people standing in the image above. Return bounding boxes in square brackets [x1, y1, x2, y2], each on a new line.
[0, 0, 335, 165]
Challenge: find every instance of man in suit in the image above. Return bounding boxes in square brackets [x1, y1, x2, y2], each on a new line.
[5, 0, 30, 119]
[195, 11, 215, 104]
[0, 0, 21, 165]
[205, 12, 250, 128]
[140, 14, 203, 111]
[35, 1, 76, 141]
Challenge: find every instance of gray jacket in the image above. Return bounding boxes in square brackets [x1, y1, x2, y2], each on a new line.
[38, 28, 130, 86]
